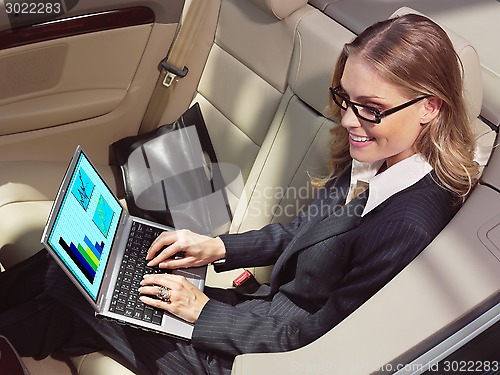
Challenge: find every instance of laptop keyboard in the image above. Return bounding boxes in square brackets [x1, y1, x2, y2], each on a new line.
[109, 221, 169, 326]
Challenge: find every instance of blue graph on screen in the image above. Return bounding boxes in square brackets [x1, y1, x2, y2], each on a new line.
[92, 195, 114, 238]
[71, 168, 95, 210]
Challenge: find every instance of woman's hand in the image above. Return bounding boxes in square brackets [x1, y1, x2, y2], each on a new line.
[146, 229, 226, 270]
[139, 274, 208, 323]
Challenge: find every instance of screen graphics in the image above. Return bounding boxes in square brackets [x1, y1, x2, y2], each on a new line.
[47, 151, 123, 301]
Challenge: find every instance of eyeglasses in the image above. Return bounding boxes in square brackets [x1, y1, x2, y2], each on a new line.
[330, 86, 431, 124]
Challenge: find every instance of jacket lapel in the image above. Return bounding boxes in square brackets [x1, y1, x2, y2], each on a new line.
[289, 189, 368, 253]
[268, 168, 366, 287]
[267, 188, 368, 294]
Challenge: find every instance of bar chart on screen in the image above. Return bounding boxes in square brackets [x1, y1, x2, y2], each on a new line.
[58, 236, 104, 283]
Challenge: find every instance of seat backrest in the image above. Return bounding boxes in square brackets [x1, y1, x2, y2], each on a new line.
[230, 7, 355, 234]
[190, 0, 310, 214]
[391, 7, 496, 168]
[226, 7, 356, 282]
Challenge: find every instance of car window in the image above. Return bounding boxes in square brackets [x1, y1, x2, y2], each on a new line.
[424, 319, 500, 374]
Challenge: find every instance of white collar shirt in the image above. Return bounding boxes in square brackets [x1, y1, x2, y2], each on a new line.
[346, 154, 433, 217]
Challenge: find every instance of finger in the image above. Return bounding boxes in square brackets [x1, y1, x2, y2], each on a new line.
[140, 274, 166, 287]
[157, 255, 196, 269]
[147, 244, 184, 267]
[137, 285, 159, 297]
[139, 295, 172, 311]
[146, 231, 175, 260]
[147, 241, 185, 268]
[146, 231, 177, 261]
[140, 273, 181, 288]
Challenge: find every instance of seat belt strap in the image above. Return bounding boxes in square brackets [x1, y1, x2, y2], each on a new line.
[139, 0, 211, 134]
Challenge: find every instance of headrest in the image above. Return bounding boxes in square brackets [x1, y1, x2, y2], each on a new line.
[289, 8, 483, 122]
[391, 7, 483, 120]
[248, 0, 308, 20]
[288, 10, 356, 115]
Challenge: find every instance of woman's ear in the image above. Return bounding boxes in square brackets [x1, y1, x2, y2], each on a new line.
[421, 96, 442, 124]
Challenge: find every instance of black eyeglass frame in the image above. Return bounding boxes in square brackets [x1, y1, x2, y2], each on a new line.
[330, 86, 431, 124]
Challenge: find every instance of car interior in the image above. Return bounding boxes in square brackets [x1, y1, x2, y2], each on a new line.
[0, 0, 499, 374]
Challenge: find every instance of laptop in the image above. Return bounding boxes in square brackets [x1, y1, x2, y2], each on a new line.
[41, 145, 206, 340]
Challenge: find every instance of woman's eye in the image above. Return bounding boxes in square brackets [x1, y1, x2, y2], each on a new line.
[361, 106, 379, 114]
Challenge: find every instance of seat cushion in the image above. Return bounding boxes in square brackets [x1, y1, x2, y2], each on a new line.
[72, 353, 135, 375]
[0, 161, 117, 268]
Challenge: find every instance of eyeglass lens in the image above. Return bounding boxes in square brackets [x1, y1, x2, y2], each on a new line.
[331, 88, 380, 123]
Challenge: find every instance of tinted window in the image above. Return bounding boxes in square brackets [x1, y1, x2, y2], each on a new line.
[424, 320, 499, 374]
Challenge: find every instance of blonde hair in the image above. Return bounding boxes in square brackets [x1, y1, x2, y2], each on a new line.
[316, 14, 479, 203]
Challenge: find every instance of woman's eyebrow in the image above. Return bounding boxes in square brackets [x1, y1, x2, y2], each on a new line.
[357, 94, 386, 101]
[343, 90, 385, 102]
[339, 82, 385, 101]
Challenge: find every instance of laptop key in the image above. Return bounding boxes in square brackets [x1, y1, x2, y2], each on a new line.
[125, 308, 134, 317]
[152, 313, 163, 325]
[115, 301, 126, 312]
[143, 308, 153, 322]
[133, 309, 143, 320]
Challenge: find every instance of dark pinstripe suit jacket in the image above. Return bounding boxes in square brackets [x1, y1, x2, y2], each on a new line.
[191, 167, 455, 358]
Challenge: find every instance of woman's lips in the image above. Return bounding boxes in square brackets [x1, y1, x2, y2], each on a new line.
[349, 133, 375, 147]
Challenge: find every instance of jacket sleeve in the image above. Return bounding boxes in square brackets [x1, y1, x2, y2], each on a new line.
[214, 220, 300, 271]
[192, 219, 433, 357]
[213, 176, 342, 272]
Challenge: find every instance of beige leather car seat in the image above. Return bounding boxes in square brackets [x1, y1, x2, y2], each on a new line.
[230, 7, 499, 374]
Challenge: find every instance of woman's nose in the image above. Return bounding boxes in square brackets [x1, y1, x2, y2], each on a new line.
[341, 106, 360, 129]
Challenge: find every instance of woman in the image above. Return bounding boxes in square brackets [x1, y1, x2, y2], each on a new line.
[0, 14, 479, 375]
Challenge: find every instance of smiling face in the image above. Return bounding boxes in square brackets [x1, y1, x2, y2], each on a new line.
[339, 55, 437, 168]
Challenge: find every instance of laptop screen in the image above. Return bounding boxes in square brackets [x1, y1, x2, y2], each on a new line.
[46, 149, 123, 302]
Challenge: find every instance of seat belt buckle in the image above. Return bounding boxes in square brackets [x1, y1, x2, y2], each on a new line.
[232, 270, 261, 294]
[161, 59, 189, 88]
[233, 270, 253, 287]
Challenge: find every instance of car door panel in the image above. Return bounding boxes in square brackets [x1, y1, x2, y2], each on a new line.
[0, 23, 152, 134]
[0, 0, 184, 31]
[0, 1, 184, 163]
